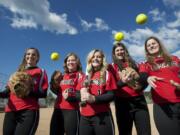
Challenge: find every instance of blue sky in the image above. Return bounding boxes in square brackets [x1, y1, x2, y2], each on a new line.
[0, 0, 180, 86]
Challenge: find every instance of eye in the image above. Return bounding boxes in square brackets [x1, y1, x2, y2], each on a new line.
[147, 44, 151, 48]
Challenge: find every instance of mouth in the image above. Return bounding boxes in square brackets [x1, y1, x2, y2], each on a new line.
[118, 54, 123, 57]
[27, 58, 34, 62]
[68, 64, 75, 68]
[150, 46, 157, 50]
[116, 54, 124, 59]
[92, 59, 100, 64]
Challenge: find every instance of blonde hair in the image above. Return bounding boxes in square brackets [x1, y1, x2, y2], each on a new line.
[18, 47, 40, 71]
[86, 49, 108, 84]
[144, 36, 172, 68]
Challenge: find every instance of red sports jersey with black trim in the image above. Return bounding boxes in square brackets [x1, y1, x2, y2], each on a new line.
[55, 71, 85, 110]
[109, 63, 143, 97]
[80, 70, 117, 116]
[139, 56, 180, 104]
[5, 67, 48, 112]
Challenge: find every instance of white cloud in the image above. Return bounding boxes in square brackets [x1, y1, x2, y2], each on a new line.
[128, 45, 145, 58]
[111, 7, 180, 61]
[0, 0, 78, 35]
[162, 0, 180, 8]
[80, 17, 109, 31]
[112, 27, 180, 60]
[11, 16, 37, 28]
[173, 50, 180, 57]
[157, 27, 180, 52]
[149, 8, 166, 22]
[167, 11, 180, 28]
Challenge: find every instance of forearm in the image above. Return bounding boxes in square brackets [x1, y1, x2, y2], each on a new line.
[66, 91, 80, 102]
[138, 72, 149, 90]
[50, 88, 59, 95]
[94, 91, 115, 104]
[29, 89, 47, 98]
[0, 88, 10, 98]
[117, 80, 127, 88]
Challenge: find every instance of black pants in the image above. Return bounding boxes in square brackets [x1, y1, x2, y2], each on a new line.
[153, 103, 180, 135]
[115, 95, 151, 135]
[3, 109, 39, 135]
[79, 111, 114, 135]
[50, 108, 79, 135]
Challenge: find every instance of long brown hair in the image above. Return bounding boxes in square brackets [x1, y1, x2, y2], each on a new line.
[63, 52, 82, 73]
[112, 42, 138, 71]
[144, 36, 172, 68]
[18, 47, 40, 71]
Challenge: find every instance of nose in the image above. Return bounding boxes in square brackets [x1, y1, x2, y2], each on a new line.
[150, 44, 154, 48]
[29, 54, 33, 57]
[68, 60, 75, 63]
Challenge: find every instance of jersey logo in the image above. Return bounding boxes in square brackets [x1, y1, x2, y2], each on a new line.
[91, 79, 101, 85]
[60, 79, 74, 85]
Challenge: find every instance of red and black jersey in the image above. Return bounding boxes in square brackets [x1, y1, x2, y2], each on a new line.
[139, 56, 180, 104]
[109, 63, 143, 98]
[80, 70, 117, 116]
[55, 71, 85, 110]
[5, 67, 48, 112]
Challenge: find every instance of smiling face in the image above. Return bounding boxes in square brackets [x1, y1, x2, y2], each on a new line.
[114, 46, 125, 60]
[66, 55, 78, 72]
[146, 38, 160, 55]
[91, 51, 103, 70]
[25, 49, 39, 67]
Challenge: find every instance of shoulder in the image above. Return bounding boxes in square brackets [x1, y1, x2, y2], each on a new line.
[105, 70, 114, 79]
[77, 71, 85, 79]
[107, 63, 118, 71]
[138, 60, 150, 66]
[137, 61, 151, 71]
[171, 55, 180, 61]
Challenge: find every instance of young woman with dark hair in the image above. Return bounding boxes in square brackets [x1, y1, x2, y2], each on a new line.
[140, 36, 180, 135]
[50, 52, 84, 135]
[109, 42, 151, 135]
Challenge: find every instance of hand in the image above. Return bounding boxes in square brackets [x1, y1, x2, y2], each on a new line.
[120, 70, 133, 83]
[80, 88, 89, 102]
[62, 89, 69, 100]
[85, 93, 95, 103]
[170, 80, 180, 91]
[147, 76, 164, 89]
[128, 80, 142, 91]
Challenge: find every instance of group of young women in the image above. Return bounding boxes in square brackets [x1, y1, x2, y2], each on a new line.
[0, 36, 180, 135]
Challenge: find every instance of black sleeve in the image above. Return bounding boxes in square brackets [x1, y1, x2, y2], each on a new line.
[0, 88, 10, 98]
[50, 88, 59, 95]
[138, 72, 149, 90]
[66, 90, 81, 102]
[94, 91, 115, 104]
[29, 89, 47, 98]
[117, 80, 127, 88]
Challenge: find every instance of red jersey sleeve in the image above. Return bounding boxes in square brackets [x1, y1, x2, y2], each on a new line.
[105, 71, 117, 91]
[41, 70, 49, 91]
[138, 62, 150, 74]
[75, 72, 85, 90]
